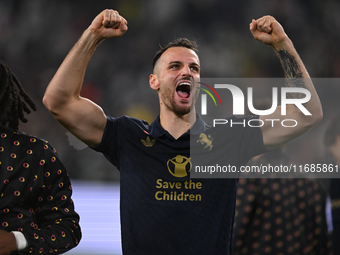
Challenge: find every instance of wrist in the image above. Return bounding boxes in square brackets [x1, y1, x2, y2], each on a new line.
[11, 231, 28, 251]
[272, 37, 293, 52]
[76, 29, 104, 53]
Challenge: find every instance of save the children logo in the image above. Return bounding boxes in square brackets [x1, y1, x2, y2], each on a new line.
[155, 156, 202, 202]
[167, 155, 192, 177]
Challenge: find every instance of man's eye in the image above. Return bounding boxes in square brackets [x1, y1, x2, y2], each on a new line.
[191, 66, 199, 72]
[171, 65, 179, 69]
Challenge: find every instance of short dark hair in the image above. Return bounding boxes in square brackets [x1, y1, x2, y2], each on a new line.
[152, 38, 199, 70]
[0, 60, 36, 129]
[324, 113, 340, 148]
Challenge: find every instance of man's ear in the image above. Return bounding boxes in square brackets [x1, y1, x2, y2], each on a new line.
[150, 74, 159, 91]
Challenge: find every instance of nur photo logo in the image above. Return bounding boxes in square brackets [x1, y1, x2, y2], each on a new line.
[197, 82, 223, 115]
[196, 78, 312, 128]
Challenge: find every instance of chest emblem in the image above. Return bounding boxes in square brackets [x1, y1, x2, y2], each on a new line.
[167, 155, 191, 178]
[141, 136, 156, 147]
[197, 133, 213, 151]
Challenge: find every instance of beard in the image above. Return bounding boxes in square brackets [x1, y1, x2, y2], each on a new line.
[162, 94, 190, 115]
[160, 86, 199, 116]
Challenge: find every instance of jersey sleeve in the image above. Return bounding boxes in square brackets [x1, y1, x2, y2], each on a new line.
[91, 116, 120, 167]
[20, 143, 81, 255]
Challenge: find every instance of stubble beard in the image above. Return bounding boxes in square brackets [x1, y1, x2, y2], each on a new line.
[160, 88, 190, 116]
[160, 83, 200, 116]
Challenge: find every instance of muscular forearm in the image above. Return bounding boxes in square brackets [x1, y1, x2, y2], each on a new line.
[43, 29, 102, 114]
[273, 38, 323, 123]
[43, 9, 127, 115]
[253, 16, 323, 149]
[273, 38, 306, 78]
[43, 10, 127, 146]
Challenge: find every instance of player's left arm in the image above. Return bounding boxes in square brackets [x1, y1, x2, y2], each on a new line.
[250, 16, 323, 150]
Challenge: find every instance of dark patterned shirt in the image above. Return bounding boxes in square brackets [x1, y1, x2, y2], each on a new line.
[330, 178, 340, 254]
[0, 126, 81, 254]
[233, 177, 330, 255]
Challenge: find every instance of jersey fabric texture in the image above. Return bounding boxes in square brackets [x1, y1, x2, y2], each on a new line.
[0, 126, 81, 255]
[93, 114, 266, 255]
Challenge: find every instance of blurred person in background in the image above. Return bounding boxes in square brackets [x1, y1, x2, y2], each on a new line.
[324, 113, 340, 255]
[233, 100, 330, 255]
[0, 60, 81, 255]
[43, 9, 322, 254]
[233, 150, 329, 254]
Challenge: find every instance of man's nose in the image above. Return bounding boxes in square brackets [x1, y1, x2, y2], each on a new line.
[181, 65, 193, 77]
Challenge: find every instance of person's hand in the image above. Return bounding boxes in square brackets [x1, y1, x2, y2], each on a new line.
[88, 9, 128, 40]
[249, 15, 288, 50]
[0, 230, 16, 255]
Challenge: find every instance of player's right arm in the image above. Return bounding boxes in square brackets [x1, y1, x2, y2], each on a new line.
[43, 9, 127, 147]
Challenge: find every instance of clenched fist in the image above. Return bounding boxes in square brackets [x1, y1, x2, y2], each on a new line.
[249, 15, 289, 50]
[89, 9, 128, 40]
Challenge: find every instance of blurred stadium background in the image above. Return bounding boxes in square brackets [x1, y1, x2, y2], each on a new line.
[1, 0, 340, 254]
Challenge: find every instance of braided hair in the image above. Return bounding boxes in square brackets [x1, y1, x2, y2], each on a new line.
[0, 60, 36, 130]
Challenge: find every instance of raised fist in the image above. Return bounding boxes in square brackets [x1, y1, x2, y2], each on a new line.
[89, 9, 128, 39]
[250, 15, 288, 49]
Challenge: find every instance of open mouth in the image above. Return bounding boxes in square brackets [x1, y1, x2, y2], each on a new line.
[176, 82, 191, 99]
